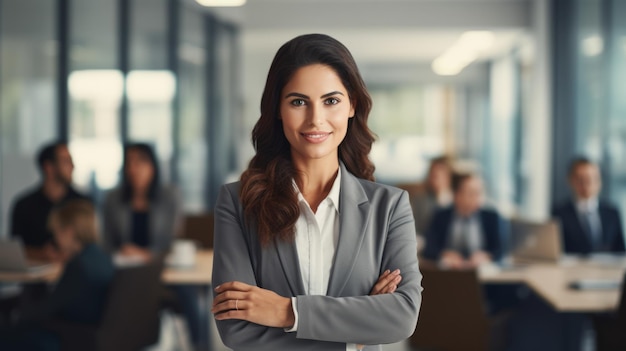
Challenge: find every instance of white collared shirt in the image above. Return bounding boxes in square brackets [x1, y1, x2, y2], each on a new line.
[285, 168, 360, 350]
[447, 212, 483, 257]
[576, 197, 599, 213]
[294, 168, 341, 296]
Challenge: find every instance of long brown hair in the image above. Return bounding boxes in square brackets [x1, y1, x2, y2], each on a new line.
[240, 34, 376, 246]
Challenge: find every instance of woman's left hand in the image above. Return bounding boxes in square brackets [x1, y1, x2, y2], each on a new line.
[212, 281, 295, 328]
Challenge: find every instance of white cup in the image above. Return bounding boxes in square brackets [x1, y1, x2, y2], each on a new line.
[171, 239, 197, 267]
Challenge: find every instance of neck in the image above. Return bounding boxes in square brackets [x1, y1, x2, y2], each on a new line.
[455, 207, 476, 218]
[292, 156, 339, 212]
[62, 242, 84, 263]
[132, 191, 149, 211]
[42, 178, 68, 203]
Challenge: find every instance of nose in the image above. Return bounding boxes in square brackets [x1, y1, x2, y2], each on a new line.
[306, 103, 324, 126]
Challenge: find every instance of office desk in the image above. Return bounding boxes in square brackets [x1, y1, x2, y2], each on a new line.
[0, 250, 214, 285]
[479, 257, 626, 312]
[0, 250, 215, 350]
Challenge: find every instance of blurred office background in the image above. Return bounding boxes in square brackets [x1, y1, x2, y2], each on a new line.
[1, 0, 626, 349]
[3, 0, 626, 230]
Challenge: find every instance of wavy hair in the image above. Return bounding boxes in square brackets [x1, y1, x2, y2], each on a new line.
[240, 34, 376, 246]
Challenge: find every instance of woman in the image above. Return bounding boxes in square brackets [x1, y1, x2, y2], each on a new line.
[212, 34, 422, 351]
[0, 200, 114, 350]
[102, 143, 182, 260]
[411, 156, 454, 236]
[102, 143, 202, 346]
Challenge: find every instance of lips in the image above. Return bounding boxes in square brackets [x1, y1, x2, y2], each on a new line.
[301, 132, 331, 143]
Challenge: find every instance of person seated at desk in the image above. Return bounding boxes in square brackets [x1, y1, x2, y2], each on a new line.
[0, 200, 114, 350]
[101, 143, 203, 346]
[9, 141, 90, 262]
[422, 172, 506, 269]
[410, 156, 454, 236]
[552, 157, 625, 255]
[102, 142, 182, 261]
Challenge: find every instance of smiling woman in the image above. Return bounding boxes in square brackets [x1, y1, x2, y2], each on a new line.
[212, 34, 422, 351]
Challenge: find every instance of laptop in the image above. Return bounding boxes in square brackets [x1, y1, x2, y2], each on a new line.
[0, 239, 54, 272]
[509, 219, 562, 264]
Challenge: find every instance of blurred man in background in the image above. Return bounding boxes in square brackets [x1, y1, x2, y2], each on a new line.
[552, 157, 625, 255]
[9, 141, 90, 262]
[422, 172, 506, 269]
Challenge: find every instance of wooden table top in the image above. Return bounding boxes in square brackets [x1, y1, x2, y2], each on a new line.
[0, 250, 214, 286]
[479, 256, 626, 312]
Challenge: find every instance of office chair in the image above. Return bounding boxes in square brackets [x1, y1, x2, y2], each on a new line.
[183, 212, 215, 249]
[594, 271, 626, 351]
[409, 268, 490, 351]
[47, 261, 164, 351]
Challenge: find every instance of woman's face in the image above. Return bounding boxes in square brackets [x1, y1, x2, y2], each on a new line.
[125, 149, 155, 193]
[280, 64, 355, 165]
[428, 163, 451, 192]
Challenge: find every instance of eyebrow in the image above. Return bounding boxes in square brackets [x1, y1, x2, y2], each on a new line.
[284, 91, 345, 99]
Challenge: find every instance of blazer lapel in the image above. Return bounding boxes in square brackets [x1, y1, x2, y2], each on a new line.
[273, 238, 306, 296]
[326, 163, 370, 296]
[567, 202, 593, 248]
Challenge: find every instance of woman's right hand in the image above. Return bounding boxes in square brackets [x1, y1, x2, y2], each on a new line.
[370, 269, 402, 295]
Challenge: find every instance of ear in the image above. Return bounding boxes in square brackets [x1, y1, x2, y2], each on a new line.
[349, 102, 356, 118]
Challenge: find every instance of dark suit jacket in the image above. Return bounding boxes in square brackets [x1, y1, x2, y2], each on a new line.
[24, 243, 115, 325]
[422, 207, 507, 262]
[10, 186, 89, 247]
[551, 200, 626, 254]
[213, 163, 422, 351]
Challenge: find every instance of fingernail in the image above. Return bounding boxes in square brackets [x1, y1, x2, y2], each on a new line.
[385, 269, 390, 274]
[214, 285, 220, 291]
[393, 269, 400, 274]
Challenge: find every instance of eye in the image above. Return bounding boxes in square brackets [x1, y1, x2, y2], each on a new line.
[324, 97, 340, 105]
[290, 99, 306, 106]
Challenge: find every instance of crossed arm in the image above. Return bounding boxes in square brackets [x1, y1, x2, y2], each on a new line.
[212, 268, 403, 326]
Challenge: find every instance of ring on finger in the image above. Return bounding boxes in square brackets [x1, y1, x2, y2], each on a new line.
[236, 299, 239, 311]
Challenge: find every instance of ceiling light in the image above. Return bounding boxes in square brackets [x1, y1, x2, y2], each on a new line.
[195, 0, 246, 6]
[458, 31, 495, 52]
[431, 30, 494, 76]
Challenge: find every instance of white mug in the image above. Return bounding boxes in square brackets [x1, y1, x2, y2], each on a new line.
[171, 239, 197, 267]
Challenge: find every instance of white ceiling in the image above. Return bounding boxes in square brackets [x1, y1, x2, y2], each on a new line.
[243, 28, 525, 65]
[215, 0, 532, 66]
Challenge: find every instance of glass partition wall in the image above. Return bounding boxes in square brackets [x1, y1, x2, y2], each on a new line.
[0, 0, 240, 232]
[0, 0, 58, 236]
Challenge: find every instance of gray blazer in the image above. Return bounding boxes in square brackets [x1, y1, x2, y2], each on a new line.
[213, 164, 422, 351]
[102, 185, 183, 254]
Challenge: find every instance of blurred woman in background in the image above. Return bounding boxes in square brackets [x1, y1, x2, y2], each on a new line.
[102, 143, 182, 260]
[102, 143, 202, 348]
[411, 156, 454, 236]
